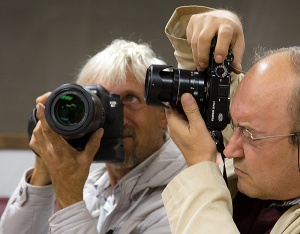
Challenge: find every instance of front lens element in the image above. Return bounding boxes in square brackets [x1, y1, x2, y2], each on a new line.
[54, 94, 85, 126]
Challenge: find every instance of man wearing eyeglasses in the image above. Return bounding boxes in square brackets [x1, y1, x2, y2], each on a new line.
[162, 19, 300, 234]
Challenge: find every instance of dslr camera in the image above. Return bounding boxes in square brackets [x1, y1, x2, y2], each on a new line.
[144, 37, 234, 131]
[28, 83, 124, 162]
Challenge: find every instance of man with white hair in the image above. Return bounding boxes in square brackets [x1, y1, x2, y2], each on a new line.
[0, 6, 244, 233]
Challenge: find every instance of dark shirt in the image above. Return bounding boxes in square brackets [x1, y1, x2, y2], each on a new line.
[233, 192, 291, 234]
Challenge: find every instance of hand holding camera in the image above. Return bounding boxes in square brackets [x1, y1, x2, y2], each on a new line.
[27, 84, 124, 209]
[145, 37, 234, 171]
[145, 37, 234, 131]
[28, 83, 124, 162]
[186, 9, 244, 73]
[27, 92, 105, 209]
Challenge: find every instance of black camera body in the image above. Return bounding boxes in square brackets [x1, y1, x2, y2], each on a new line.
[144, 38, 234, 131]
[28, 83, 124, 162]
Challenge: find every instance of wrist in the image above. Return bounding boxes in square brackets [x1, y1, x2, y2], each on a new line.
[29, 168, 52, 186]
[55, 194, 83, 210]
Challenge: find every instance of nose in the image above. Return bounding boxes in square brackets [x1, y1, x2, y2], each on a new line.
[223, 128, 245, 159]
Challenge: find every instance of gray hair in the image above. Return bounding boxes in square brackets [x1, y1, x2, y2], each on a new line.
[76, 39, 166, 86]
[75, 39, 169, 141]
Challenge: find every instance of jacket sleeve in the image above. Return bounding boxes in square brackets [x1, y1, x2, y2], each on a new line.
[165, 5, 243, 142]
[48, 201, 98, 234]
[162, 162, 240, 234]
[0, 169, 98, 234]
[0, 169, 55, 234]
[165, 5, 214, 70]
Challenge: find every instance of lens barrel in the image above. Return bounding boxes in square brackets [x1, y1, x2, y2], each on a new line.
[145, 65, 206, 108]
[45, 83, 105, 139]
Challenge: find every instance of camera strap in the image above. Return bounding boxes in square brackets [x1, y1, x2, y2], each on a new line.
[210, 130, 228, 186]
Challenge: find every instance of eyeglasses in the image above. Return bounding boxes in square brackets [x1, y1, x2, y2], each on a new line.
[230, 121, 300, 144]
[230, 120, 300, 172]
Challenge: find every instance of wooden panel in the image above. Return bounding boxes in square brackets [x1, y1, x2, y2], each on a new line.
[0, 134, 29, 149]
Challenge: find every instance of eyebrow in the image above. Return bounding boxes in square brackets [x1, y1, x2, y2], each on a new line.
[239, 123, 266, 136]
[232, 118, 263, 134]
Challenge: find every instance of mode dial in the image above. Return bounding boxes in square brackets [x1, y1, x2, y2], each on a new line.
[215, 65, 228, 78]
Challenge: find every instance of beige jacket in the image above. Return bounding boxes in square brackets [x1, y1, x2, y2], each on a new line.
[163, 5, 300, 234]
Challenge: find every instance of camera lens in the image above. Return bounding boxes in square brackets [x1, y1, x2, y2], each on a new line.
[144, 65, 173, 108]
[45, 84, 105, 138]
[144, 65, 206, 108]
[54, 94, 85, 126]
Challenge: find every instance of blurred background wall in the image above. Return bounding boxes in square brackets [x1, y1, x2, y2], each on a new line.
[1, 0, 300, 134]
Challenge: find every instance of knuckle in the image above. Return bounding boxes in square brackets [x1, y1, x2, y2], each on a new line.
[218, 27, 234, 40]
[29, 138, 40, 154]
[42, 127, 51, 136]
[185, 107, 199, 116]
[31, 125, 41, 140]
[190, 38, 197, 47]
[29, 139, 35, 149]
[196, 31, 212, 44]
